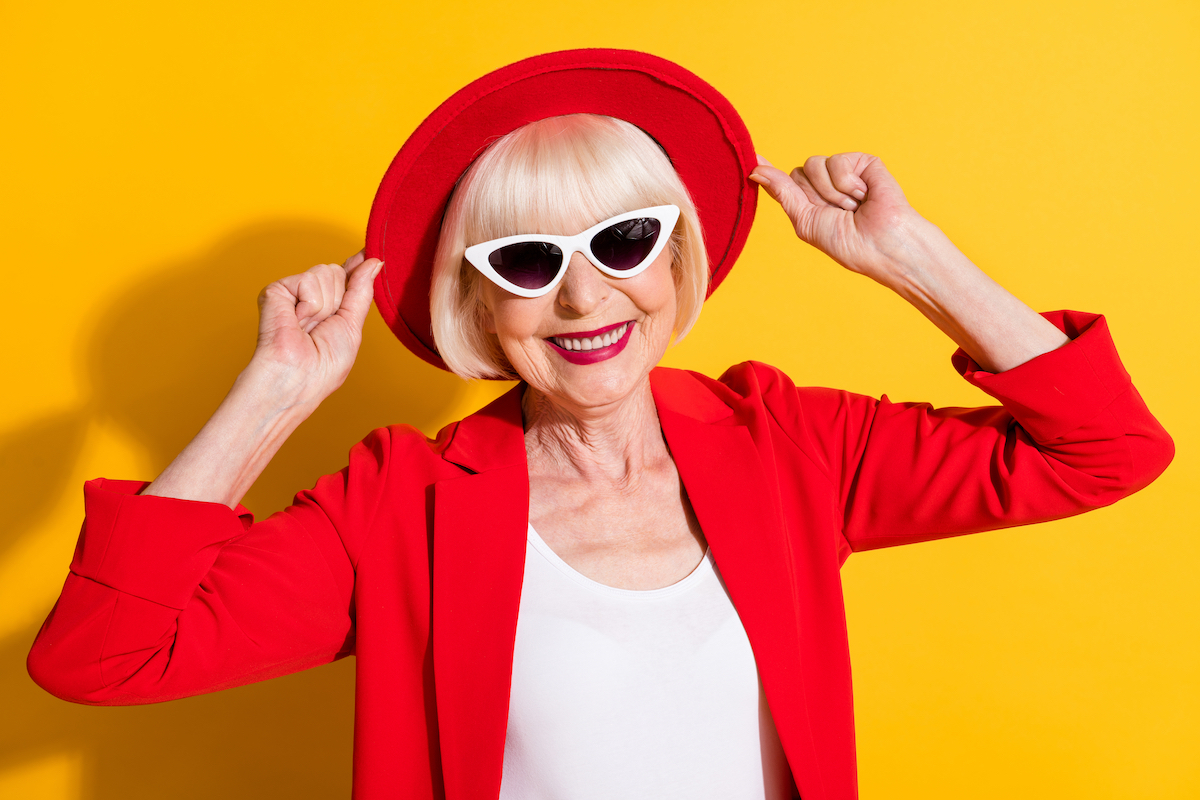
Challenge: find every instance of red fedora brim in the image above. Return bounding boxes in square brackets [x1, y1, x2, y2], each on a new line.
[364, 48, 757, 373]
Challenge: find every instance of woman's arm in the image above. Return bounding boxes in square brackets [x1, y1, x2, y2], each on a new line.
[143, 252, 383, 508]
[749, 153, 1068, 373]
[748, 154, 1172, 549]
[28, 252, 386, 703]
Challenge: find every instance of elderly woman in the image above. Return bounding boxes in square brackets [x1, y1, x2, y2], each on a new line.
[29, 50, 1172, 800]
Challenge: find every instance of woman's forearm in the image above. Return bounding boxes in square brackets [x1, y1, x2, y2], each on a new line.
[877, 213, 1070, 374]
[141, 359, 319, 508]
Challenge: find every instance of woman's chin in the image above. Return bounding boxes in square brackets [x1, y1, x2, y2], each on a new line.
[529, 350, 657, 412]
[509, 321, 671, 413]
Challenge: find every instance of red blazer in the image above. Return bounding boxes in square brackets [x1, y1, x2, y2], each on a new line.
[28, 310, 1173, 800]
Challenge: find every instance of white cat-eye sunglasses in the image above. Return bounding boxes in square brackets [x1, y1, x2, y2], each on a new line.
[464, 205, 681, 298]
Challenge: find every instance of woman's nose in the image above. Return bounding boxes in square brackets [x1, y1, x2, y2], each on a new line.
[555, 252, 610, 315]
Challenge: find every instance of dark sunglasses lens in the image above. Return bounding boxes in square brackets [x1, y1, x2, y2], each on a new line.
[489, 242, 564, 290]
[590, 218, 662, 271]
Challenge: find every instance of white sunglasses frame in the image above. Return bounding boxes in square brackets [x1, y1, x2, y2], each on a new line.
[463, 204, 681, 298]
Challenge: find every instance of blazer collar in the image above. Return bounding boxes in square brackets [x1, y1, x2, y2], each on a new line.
[436, 367, 735, 473]
[437, 383, 527, 474]
[430, 367, 821, 800]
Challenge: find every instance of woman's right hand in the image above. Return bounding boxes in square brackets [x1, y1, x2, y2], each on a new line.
[142, 252, 383, 507]
[252, 251, 384, 407]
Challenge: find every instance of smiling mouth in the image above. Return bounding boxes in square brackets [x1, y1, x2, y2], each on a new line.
[547, 321, 633, 352]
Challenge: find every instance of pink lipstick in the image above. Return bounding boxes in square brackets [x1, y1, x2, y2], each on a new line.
[545, 320, 635, 365]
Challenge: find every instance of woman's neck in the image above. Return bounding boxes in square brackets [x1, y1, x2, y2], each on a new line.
[521, 379, 669, 488]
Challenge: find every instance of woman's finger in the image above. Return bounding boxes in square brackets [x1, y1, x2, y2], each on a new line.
[259, 275, 305, 333]
[294, 272, 327, 332]
[336, 257, 384, 330]
[750, 156, 814, 223]
[343, 249, 366, 271]
[784, 167, 827, 208]
[827, 153, 868, 201]
[328, 264, 346, 319]
[802, 156, 859, 211]
[316, 263, 352, 329]
[855, 155, 910, 208]
[293, 264, 338, 330]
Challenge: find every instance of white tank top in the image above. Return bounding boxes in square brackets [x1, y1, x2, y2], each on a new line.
[497, 524, 793, 799]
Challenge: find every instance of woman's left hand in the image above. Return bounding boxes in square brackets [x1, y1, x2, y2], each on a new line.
[750, 152, 921, 288]
[752, 151, 1072, 373]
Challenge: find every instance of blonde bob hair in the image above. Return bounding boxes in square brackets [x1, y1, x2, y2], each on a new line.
[429, 114, 709, 380]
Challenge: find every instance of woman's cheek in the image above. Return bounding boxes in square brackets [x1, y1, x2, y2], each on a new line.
[644, 286, 677, 356]
[489, 295, 546, 374]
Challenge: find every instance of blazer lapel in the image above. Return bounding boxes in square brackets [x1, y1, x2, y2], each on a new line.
[651, 368, 825, 798]
[431, 386, 529, 800]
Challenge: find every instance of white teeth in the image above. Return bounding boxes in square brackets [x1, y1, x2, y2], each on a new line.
[552, 323, 631, 352]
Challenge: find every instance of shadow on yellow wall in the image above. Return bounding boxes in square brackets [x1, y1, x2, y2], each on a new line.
[1, 220, 469, 798]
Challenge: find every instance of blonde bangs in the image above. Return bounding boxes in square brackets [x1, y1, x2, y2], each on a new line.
[461, 116, 678, 243]
[430, 114, 708, 380]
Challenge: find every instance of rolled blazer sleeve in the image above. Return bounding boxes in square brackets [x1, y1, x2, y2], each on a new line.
[758, 310, 1174, 554]
[27, 427, 394, 705]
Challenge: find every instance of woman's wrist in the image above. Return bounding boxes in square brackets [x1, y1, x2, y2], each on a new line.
[142, 360, 320, 507]
[863, 208, 949, 294]
[237, 355, 326, 419]
[868, 211, 1069, 373]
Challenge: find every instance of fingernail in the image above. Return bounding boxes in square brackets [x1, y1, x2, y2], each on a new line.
[756, 154, 774, 168]
[749, 174, 774, 196]
[841, 197, 859, 211]
[851, 188, 866, 200]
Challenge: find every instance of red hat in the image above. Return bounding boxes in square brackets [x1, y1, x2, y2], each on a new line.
[364, 48, 757, 372]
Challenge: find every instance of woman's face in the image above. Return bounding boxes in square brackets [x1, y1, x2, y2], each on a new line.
[479, 236, 677, 412]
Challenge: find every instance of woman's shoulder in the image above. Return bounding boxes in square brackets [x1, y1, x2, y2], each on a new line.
[344, 421, 466, 474]
[345, 385, 527, 481]
[650, 363, 881, 475]
[652, 361, 872, 419]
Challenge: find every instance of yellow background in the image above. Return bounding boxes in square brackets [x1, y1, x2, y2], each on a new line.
[2, 1, 1196, 797]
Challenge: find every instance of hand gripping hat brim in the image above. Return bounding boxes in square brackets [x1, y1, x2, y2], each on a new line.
[364, 48, 757, 372]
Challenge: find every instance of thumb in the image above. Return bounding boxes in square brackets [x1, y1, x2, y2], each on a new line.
[336, 257, 383, 329]
[750, 156, 815, 231]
